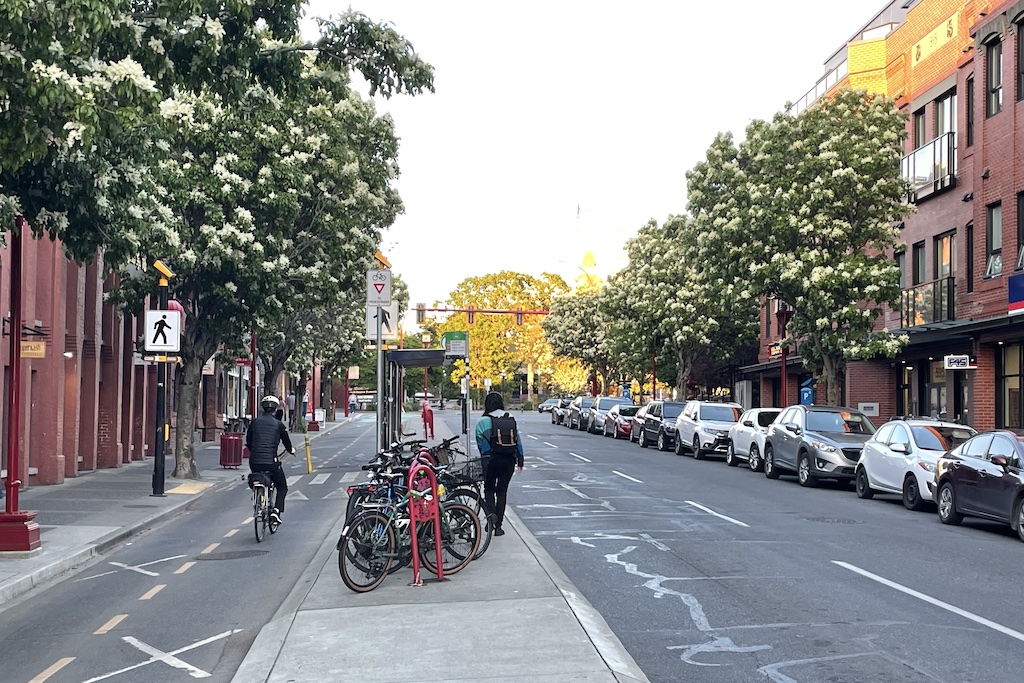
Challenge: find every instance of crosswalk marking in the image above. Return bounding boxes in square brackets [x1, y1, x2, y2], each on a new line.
[322, 488, 347, 499]
[309, 473, 330, 485]
[340, 471, 358, 483]
[289, 491, 309, 501]
[286, 475, 302, 487]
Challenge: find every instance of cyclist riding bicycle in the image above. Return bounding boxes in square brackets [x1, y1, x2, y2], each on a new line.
[246, 395, 295, 525]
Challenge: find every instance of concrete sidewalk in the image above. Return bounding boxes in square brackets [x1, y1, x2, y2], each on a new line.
[231, 413, 650, 683]
[0, 418, 351, 608]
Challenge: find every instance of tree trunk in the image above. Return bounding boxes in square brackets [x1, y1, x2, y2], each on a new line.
[172, 355, 204, 479]
[291, 368, 308, 431]
[675, 349, 692, 398]
[821, 353, 842, 406]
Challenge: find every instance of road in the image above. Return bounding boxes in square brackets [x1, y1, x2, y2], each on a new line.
[505, 410, 1023, 683]
[0, 415, 379, 683]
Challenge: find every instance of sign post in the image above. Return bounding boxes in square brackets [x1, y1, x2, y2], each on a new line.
[368, 268, 392, 453]
[147, 260, 177, 496]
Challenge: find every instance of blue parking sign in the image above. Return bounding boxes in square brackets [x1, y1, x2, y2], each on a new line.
[799, 387, 814, 405]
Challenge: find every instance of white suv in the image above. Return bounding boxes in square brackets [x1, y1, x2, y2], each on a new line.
[674, 401, 742, 459]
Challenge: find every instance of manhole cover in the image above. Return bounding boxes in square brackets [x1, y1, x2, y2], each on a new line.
[801, 516, 862, 524]
[196, 550, 270, 560]
[123, 504, 158, 509]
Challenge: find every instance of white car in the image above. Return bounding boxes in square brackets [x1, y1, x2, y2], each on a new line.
[855, 418, 976, 511]
[727, 408, 781, 471]
[674, 401, 742, 459]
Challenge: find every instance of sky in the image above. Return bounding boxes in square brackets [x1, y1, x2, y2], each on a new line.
[301, 0, 886, 321]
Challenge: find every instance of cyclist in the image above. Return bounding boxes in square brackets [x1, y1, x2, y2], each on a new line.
[246, 395, 295, 525]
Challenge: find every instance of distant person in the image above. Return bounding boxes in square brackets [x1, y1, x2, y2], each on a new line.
[475, 392, 524, 537]
[349, 393, 358, 414]
[246, 396, 295, 525]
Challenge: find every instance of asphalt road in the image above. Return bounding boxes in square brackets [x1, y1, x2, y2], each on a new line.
[0, 416, 379, 683]
[501, 410, 1024, 683]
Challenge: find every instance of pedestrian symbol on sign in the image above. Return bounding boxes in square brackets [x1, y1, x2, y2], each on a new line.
[152, 315, 172, 345]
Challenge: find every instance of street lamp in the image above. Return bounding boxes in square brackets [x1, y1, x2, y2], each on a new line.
[421, 332, 431, 403]
[775, 307, 794, 407]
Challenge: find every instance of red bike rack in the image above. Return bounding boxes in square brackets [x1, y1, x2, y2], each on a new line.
[407, 462, 447, 586]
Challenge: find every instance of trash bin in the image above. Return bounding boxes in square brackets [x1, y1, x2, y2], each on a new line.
[220, 432, 244, 468]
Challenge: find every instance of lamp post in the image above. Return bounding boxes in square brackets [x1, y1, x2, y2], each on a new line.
[422, 332, 431, 403]
[776, 307, 794, 407]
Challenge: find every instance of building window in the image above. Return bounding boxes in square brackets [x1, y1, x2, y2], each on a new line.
[912, 241, 926, 284]
[935, 232, 955, 279]
[765, 298, 771, 336]
[1018, 22, 1024, 101]
[986, 203, 1003, 278]
[1018, 193, 1024, 270]
[936, 91, 957, 138]
[1000, 344, 1023, 428]
[913, 108, 926, 147]
[967, 221, 975, 291]
[966, 74, 975, 145]
[896, 251, 906, 288]
[987, 39, 1003, 117]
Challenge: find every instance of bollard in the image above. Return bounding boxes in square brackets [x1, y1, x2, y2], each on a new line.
[304, 433, 312, 474]
[407, 462, 446, 586]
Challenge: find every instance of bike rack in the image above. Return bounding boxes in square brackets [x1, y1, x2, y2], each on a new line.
[407, 462, 447, 586]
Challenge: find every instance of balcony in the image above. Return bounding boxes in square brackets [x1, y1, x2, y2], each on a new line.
[901, 277, 955, 329]
[901, 132, 956, 202]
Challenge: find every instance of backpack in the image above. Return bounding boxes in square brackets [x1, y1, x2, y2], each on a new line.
[488, 413, 519, 456]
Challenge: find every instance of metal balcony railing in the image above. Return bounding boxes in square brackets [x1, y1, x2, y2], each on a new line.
[901, 132, 956, 201]
[901, 276, 955, 328]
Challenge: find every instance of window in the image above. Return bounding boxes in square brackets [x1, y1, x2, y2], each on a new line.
[935, 91, 957, 137]
[967, 221, 975, 291]
[935, 233, 955, 279]
[966, 74, 975, 145]
[1018, 22, 1024, 101]
[912, 241, 926, 284]
[986, 203, 1003, 278]
[1002, 344, 1023, 428]
[987, 39, 1003, 116]
[765, 299, 771, 336]
[896, 251, 906, 288]
[1018, 193, 1024, 270]
[987, 435, 1016, 461]
[913, 108, 927, 146]
[965, 434, 993, 458]
[889, 424, 911, 450]
[874, 423, 895, 444]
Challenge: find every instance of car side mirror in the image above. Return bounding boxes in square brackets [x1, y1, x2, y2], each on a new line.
[890, 443, 907, 454]
[992, 454, 1009, 469]
[784, 422, 800, 434]
[743, 420, 754, 427]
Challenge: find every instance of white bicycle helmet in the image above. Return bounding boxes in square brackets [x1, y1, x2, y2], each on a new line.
[261, 395, 281, 410]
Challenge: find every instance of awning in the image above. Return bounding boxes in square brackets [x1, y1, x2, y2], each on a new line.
[383, 349, 447, 368]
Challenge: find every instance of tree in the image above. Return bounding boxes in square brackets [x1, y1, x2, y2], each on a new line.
[542, 291, 617, 394]
[736, 89, 911, 404]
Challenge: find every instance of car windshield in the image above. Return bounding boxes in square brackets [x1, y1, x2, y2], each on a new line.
[663, 404, 684, 419]
[806, 410, 875, 434]
[700, 405, 740, 422]
[597, 398, 628, 409]
[581, 398, 595, 408]
[619, 406, 639, 417]
[757, 411, 780, 427]
[911, 425, 976, 451]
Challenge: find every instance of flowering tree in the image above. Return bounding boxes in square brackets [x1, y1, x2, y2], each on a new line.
[733, 89, 912, 405]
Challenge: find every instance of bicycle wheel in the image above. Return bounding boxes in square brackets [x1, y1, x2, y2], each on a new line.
[444, 487, 492, 560]
[418, 502, 480, 576]
[253, 488, 267, 543]
[338, 512, 396, 593]
[268, 486, 278, 534]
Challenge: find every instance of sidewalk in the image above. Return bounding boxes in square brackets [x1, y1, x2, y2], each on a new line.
[0, 418, 351, 608]
[231, 413, 650, 683]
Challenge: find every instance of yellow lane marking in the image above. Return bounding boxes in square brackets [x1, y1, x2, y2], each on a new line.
[224, 529, 238, 538]
[201, 543, 220, 554]
[165, 482, 213, 495]
[28, 657, 75, 682]
[174, 562, 196, 575]
[139, 584, 166, 601]
[94, 614, 127, 635]
[242, 516, 254, 524]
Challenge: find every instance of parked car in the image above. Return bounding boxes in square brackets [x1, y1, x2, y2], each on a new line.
[856, 418, 976, 510]
[727, 408, 782, 470]
[637, 400, 687, 450]
[932, 430, 1024, 541]
[566, 396, 596, 430]
[538, 398, 560, 413]
[628, 405, 649, 443]
[674, 401, 742, 459]
[587, 396, 634, 434]
[551, 398, 572, 425]
[763, 405, 876, 486]
[604, 403, 641, 438]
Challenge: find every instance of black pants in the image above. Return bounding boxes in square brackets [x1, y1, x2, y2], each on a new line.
[483, 456, 516, 530]
[250, 462, 288, 512]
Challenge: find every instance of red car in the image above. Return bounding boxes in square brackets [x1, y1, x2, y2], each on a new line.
[603, 404, 640, 439]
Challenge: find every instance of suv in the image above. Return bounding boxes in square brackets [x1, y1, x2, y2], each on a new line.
[763, 405, 876, 486]
[566, 396, 595, 430]
[586, 396, 634, 434]
[674, 401, 742, 460]
[637, 400, 687, 450]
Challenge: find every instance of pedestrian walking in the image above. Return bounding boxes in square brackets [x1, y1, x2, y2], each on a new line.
[349, 393, 358, 413]
[475, 392, 523, 536]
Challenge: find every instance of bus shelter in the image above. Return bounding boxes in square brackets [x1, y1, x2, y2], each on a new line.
[381, 349, 468, 454]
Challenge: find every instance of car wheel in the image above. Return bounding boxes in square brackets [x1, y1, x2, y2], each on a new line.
[1016, 498, 1024, 543]
[657, 431, 668, 451]
[937, 482, 963, 525]
[725, 441, 738, 467]
[902, 475, 925, 511]
[587, 418, 595, 434]
[748, 444, 763, 472]
[639, 430, 649, 448]
[797, 452, 817, 487]
[764, 445, 780, 479]
[674, 436, 685, 455]
[692, 437, 705, 460]
[855, 467, 874, 499]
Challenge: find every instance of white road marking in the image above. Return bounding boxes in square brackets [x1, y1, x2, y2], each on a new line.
[309, 473, 330, 485]
[684, 501, 750, 528]
[322, 488, 347, 499]
[77, 554, 188, 582]
[833, 561, 1024, 643]
[543, 442, 558, 448]
[527, 434, 538, 440]
[612, 470, 642, 483]
[340, 471, 358, 482]
[80, 629, 241, 682]
[759, 653, 874, 682]
[289, 490, 309, 501]
[286, 475, 302, 487]
[569, 452, 591, 462]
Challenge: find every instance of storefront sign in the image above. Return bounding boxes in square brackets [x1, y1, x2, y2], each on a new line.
[21, 341, 45, 358]
[943, 354, 976, 370]
[912, 13, 958, 67]
[1009, 272, 1024, 314]
[768, 341, 782, 359]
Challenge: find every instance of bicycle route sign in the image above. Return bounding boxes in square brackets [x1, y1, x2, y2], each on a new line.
[366, 269, 392, 307]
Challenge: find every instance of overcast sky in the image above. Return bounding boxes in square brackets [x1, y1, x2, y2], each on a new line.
[302, 1, 885, 318]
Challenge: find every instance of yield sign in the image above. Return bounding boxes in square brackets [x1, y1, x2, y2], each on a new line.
[366, 269, 392, 306]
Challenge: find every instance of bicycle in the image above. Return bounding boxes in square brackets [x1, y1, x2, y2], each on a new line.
[247, 449, 289, 542]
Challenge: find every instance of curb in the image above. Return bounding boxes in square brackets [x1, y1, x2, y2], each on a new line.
[505, 507, 651, 683]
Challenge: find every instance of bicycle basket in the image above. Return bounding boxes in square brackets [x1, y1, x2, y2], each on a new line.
[447, 456, 488, 483]
[247, 472, 273, 489]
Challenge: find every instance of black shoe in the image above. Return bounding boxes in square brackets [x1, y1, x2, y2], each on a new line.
[494, 528, 505, 536]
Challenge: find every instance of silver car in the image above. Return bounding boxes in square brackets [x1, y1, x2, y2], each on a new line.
[763, 405, 876, 486]
[586, 396, 634, 434]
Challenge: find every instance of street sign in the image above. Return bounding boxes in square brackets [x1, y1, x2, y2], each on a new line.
[144, 309, 181, 352]
[365, 302, 400, 340]
[366, 269, 392, 307]
[442, 331, 469, 357]
[21, 341, 45, 358]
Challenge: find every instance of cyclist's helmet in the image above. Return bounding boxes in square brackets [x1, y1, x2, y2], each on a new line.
[260, 395, 280, 411]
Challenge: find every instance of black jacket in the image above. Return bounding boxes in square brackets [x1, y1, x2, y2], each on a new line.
[246, 412, 293, 466]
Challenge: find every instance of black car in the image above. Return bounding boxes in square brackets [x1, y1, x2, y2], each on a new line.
[932, 430, 1024, 541]
[566, 396, 596, 430]
[637, 400, 686, 450]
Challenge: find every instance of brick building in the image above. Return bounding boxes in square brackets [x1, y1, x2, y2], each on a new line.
[743, 0, 1024, 432]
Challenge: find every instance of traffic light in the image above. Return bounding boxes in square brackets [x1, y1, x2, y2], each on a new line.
[467, 305, 475, 324]
[416, 303, 425, 324]
[515, 307, 523, 325]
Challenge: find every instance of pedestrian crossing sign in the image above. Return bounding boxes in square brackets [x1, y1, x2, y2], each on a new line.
[144, 309, 181, 352]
